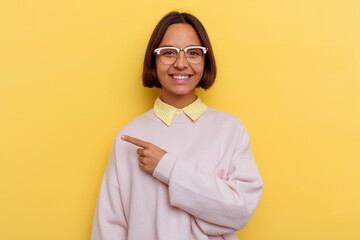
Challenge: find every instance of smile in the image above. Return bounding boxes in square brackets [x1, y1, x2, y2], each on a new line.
[172, 75, 190, 80]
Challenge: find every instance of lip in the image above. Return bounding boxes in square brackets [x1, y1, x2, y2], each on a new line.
[169, 74, 193, 84]
[170, 72, 192, 76]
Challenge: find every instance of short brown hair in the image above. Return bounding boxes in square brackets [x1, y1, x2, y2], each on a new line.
[142, 11, 217, 89]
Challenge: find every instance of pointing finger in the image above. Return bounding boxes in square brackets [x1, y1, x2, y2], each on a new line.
[121, 135, 150, 148]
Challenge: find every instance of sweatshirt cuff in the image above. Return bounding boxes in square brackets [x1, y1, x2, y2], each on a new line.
[152, 153, 177, 185]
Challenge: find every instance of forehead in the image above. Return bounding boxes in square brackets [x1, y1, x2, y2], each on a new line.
[159, 23, 202, 47]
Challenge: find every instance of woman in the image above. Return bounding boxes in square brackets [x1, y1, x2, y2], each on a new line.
[91, 11, 263, 240]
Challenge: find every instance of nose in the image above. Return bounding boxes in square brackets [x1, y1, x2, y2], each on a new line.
[173, 50, 188, 69]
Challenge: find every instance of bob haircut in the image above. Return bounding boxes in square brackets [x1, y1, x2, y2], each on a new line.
[142, 11, 217, 89]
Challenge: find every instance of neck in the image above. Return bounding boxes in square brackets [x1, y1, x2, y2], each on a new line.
[160, 92, 197, 109]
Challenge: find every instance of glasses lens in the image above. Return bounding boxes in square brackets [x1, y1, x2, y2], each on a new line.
[185, 48, 204, 64]
[159, 48, 177, 64]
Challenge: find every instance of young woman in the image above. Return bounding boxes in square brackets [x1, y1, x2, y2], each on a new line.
[91, 11, 263, 240]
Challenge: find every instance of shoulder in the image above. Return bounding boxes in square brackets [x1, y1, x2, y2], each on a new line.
[203, 107, 245, 128]
[201, 107, 252, 150]
[202, 107, 250, 141]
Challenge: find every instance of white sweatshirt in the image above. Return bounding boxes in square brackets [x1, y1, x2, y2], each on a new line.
[91, 107, 263, 240]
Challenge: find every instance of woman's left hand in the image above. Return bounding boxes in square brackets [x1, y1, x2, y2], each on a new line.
[121, 135, 167, 174]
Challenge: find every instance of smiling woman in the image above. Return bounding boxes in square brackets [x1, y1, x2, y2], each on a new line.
[155, 23, 205, 107]
[91, 11, 263, 240]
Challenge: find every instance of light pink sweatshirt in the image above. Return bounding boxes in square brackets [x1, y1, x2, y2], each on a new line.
[91, 107, 263, 240]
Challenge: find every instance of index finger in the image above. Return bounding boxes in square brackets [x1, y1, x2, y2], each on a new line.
[121, 135, 150, 148]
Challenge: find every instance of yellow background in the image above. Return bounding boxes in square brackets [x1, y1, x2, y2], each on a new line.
[1, 0, 359, 239]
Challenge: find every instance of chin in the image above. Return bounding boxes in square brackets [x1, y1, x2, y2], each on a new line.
[169, 86, 195, 96]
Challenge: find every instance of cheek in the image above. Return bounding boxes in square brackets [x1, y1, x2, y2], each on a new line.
[194, 63, 205, 77]
[155, 59, 160, 76]
[155, 63, 169, 84]
[156, 59, 167, 73]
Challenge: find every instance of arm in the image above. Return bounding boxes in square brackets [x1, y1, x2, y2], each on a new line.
[153, 127, 263, 235]
[91, 140, 128, 240]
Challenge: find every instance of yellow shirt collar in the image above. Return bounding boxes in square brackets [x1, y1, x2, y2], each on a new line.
[153, 96, 207, 126]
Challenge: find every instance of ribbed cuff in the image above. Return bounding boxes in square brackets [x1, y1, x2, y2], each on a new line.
[152, 153, 177, 185]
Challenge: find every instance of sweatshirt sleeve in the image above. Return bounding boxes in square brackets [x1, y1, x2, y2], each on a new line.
[91, 140, 128, 240]
[152, 125, 263, 235]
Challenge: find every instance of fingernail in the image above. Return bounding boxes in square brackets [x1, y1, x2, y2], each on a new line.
[121, 135, 125, 140]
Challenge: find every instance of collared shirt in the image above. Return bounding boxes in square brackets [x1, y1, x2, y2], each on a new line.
[153, 96, 207, 126]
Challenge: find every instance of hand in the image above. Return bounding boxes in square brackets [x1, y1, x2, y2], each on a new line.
[121, 135, 167, 175]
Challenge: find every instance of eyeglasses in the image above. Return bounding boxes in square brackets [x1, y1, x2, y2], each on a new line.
[153, 46, 208, 65]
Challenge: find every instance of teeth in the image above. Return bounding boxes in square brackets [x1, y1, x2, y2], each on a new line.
[173, 75, 190, 80]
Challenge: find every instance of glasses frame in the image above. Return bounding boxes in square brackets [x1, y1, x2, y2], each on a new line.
[153, 46, 208, 65]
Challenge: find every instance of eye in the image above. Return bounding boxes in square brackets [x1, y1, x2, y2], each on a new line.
[189, 51, 200, 56]
[187, 48, 203, 57]
[160, 49, 176, 56]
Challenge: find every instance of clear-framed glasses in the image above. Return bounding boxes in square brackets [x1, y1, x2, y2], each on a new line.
[153, 46, 208, 65]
